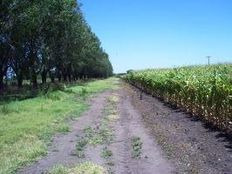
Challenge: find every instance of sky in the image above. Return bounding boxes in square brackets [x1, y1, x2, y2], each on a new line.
[80, 0, 232, 73]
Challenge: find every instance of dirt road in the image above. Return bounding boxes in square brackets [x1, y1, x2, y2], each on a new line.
[19, 81, 232, 174]
[109, 88, 174, 174]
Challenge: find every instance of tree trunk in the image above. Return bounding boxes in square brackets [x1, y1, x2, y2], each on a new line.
[58, 76, 61, 82]
[57, 71, 62, 82]
[42, 75, 46, 84]
[68, 74, 72, 82]
[17, 74, 23, 88]
[31, 69, 38, 88]
[50, 72, 55, 83]
[0, 73, 3, 91]
[41, 71, 47, 84]
[63, 73, 67, 82]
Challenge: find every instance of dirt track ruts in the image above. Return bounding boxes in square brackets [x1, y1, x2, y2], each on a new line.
[109, 88, 174, 174]
[19, 81, 232, 174]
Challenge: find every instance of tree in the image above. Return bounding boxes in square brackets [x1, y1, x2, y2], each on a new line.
[0, 0, 113, 90]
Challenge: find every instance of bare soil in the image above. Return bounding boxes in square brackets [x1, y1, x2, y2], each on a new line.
[109, 88, 174, 174]
[127, 83, 232, 174]
[18, 81, 232, 174]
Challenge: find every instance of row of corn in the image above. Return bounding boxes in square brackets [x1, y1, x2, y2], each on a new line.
[125, 64, 232, 132]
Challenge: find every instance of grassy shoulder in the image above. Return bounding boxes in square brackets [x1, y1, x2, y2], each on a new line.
[0, 78, 119, 174]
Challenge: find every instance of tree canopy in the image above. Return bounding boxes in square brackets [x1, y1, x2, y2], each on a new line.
[0, 0, 113, 89]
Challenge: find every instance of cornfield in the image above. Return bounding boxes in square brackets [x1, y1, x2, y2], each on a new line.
[125, 64, 232, 132]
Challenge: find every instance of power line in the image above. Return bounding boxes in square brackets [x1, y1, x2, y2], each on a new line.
[206, 56, 211, 65]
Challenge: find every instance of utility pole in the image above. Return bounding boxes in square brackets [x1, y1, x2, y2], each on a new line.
[206, 56, 211, 65]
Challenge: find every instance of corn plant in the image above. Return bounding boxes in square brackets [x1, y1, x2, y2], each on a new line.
[125, 64, 232, 132]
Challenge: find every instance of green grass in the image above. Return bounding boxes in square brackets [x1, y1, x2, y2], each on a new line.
[49, 165, 68, 174]
[70, 78, 119, 95]
[49, 162, 107, 174]
[0, 77, 118, 174]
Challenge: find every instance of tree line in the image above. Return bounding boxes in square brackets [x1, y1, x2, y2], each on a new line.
[0, 0, 113, 90]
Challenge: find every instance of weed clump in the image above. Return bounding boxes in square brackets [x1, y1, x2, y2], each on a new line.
[1, 104, 10, 115]
[101, 146, 113, 159]
[79, 87, 88, 100]
[75, 138, 88, 158]
[131, 136, 143, 159]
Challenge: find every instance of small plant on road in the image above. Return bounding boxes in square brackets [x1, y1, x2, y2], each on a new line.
[83, 122, 113, 146]
[131, 136, 143, 159]
[75, 138, 88, 158]
[101, 146, 113, 159]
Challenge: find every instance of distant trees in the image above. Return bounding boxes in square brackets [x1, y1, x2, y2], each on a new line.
[0, 0, 113, 90]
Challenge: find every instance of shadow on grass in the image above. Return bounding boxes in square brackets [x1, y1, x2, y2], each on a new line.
[0, 83, 65, 105]
[0, 86, 39, 105]
[0, 79, 94, 105]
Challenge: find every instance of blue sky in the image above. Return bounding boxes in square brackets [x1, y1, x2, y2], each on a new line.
[80, 0, 232, 73]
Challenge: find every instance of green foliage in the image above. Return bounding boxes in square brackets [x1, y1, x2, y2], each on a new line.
[49, 165, 69, 174]
[125, 64, 232, 131]
[80, 87, 88, 100]
[1, 104, 10, 114]
[0, 0, 113, 90]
